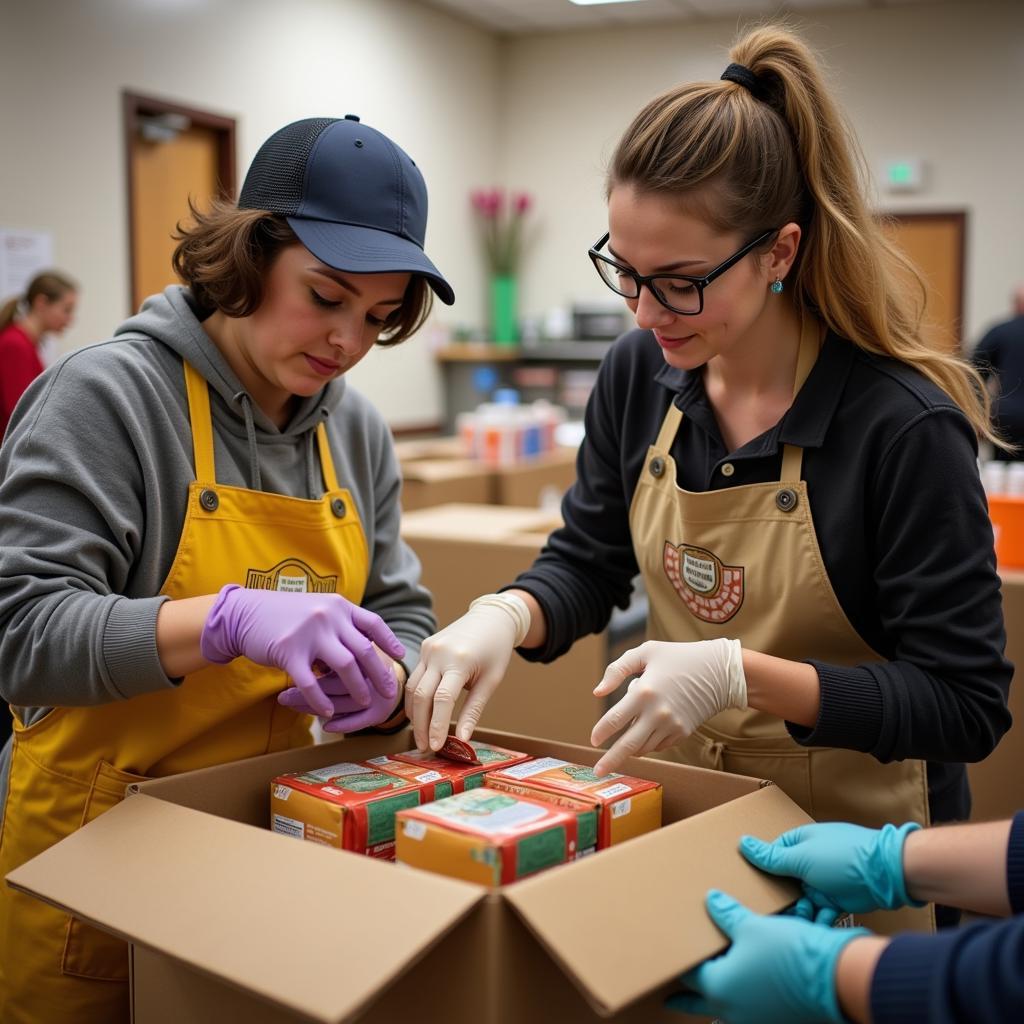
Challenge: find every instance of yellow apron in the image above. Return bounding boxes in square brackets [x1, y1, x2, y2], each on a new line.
[0, 361, 371, 1023]
[630, 318, 933, 935]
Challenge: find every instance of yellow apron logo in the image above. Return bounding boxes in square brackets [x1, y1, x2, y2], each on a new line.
[663, 542, 744, 623]
[245, 558, 338, 593]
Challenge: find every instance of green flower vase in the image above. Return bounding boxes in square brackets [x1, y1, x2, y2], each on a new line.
[490, 274, 518, 346]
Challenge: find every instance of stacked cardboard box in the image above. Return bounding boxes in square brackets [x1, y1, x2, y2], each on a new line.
[395, 438, 577, 512]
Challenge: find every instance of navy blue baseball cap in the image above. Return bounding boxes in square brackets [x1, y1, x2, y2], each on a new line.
[238, 116, 454, 305]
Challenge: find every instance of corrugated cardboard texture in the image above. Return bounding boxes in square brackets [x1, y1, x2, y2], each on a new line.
[969, 570, 1024, 820]
[505, 785, 803, 1015]
[8, 793, 483, 1023]
[490, 447, 577, 508]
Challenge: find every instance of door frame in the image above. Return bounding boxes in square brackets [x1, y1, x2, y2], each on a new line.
[122, 91, 237, 311]
[880, 209, 967, 351]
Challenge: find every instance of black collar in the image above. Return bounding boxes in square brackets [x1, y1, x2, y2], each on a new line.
[653, 330, 856, 454]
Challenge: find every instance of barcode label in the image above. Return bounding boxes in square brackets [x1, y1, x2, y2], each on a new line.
[403, 819, 427, 841]
[273, 814, 305, 839]
[610, 798, 632, 818]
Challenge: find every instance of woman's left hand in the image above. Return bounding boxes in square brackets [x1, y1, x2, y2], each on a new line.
[590, 638, 746, 776]
[666, 890, 870, 1024]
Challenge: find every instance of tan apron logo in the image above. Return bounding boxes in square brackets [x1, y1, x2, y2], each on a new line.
[663, 542, 744, 623]
[245, 558, 338, 593]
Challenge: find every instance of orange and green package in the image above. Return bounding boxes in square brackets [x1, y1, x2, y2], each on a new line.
[484, 757, 661, 850]
[270, 761, 424, 859]
[386, 739, 530, 793]
[395, 789, 579, 887]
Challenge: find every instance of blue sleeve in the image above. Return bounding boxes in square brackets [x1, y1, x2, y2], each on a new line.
[1008, 811, 1024, 912]
[871, 917, 1024, 1023]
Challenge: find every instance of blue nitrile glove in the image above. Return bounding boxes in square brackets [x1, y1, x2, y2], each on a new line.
[666, 890, 869, 1024]
[739, 822, 922, 916]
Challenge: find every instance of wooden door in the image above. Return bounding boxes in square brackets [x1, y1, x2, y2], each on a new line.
[879, 211, 966, 354]
[123, 94, 236, 313]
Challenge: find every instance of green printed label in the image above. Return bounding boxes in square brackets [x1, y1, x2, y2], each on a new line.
[576, 810, 598, 853]
[338, 772, 403, 794]
[435, 781, 453, 800]
[562, 764, 613, 785]
[464, 773, 484, 790]
[471, 745, 514, 764]
[516, 826, 567, 878]
[366, 790, 421, 845]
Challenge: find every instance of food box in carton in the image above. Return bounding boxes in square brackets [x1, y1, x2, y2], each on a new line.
[7, 729, 814, 1024]
[270, 761, 423, 859]
[484, 756, 661, 850]
[388, 738, 530, 791]
[395, 788, 581, 886]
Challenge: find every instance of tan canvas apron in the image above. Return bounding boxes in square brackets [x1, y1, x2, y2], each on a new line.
[629, 319, 933, 934]
[0, 361, 371, 1022]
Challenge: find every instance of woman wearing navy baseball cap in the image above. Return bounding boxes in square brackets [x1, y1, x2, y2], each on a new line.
[0, 116, 452, 1022]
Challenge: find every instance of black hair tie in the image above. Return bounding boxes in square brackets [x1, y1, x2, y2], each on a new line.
[721, 62, 771, 103]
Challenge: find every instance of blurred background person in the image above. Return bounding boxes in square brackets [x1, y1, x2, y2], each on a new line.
[972, 283, 1024, 461]
[0, 270, 78, 439]
[0, 270, 77, 751]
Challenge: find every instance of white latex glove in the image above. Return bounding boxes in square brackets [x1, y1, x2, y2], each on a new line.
[405, 593, 530, 751]
[590, 638, 747, 776]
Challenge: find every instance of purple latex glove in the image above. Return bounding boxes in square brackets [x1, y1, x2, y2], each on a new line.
[200, 584, 405, 719]
[278, 678, 401, 733]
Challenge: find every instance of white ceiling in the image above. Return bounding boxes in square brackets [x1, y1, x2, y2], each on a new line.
[417, 0, 987, 35]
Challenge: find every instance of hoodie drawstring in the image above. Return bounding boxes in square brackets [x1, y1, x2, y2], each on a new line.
[234, 391, 263, 492]
[305, 428, 319, 500]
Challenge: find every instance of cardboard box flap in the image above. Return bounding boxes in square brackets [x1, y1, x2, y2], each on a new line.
[504, 786, 810, 1017]
[7, 794, 485, 1023]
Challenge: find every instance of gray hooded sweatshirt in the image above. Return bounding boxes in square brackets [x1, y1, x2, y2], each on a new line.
[0, 286, 435, 814]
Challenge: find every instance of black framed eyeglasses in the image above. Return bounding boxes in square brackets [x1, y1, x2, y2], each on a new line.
[588, 228, 778, 315]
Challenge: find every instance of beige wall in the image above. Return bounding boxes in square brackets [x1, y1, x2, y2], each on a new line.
[0, 0, 499, 427]
[2, 1, 1021, 428]
[501, 1, 1024, 350]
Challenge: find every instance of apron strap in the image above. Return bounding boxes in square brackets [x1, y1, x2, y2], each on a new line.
[183, 361, 216, 483]
[315, 422, 341, 492]
[654, 400, 685, 452]
[779, 316, 822, 484]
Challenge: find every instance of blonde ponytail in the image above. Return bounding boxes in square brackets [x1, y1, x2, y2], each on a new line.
[609, 23, 999, 447]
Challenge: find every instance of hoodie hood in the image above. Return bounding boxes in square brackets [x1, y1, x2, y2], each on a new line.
[116, 286, 347, 496]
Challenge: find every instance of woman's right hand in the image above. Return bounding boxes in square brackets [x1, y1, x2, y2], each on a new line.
[405, 594, 530, 751]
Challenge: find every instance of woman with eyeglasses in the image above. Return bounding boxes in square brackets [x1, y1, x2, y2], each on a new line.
[406, 24, 1010, 936]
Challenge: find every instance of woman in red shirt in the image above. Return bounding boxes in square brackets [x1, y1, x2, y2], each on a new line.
[0, 270, 78, 436]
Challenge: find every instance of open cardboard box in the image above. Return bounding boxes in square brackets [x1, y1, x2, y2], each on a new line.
[7, 729, 810, 1024]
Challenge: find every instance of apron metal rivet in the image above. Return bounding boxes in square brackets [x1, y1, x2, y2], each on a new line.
[776, 487, 798, 512]
[199, 488, 219, 512]
[331, 498, 347, 518]
[649, 457, 665, 478]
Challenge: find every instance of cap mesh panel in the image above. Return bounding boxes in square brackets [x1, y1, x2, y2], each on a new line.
[238, 118, 336, 213]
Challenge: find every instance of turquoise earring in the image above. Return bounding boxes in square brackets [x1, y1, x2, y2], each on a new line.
[770, 279, 784, 294]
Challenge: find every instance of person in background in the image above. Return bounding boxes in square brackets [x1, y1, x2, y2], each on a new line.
[972, 283, 1024, 460]
[668, 815, 1024, 1023]
[0, 271, 78, 752]
[0, 270, 78, 437]
[0, 115, 451, 1023]
[405, 22, 1011, 939]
